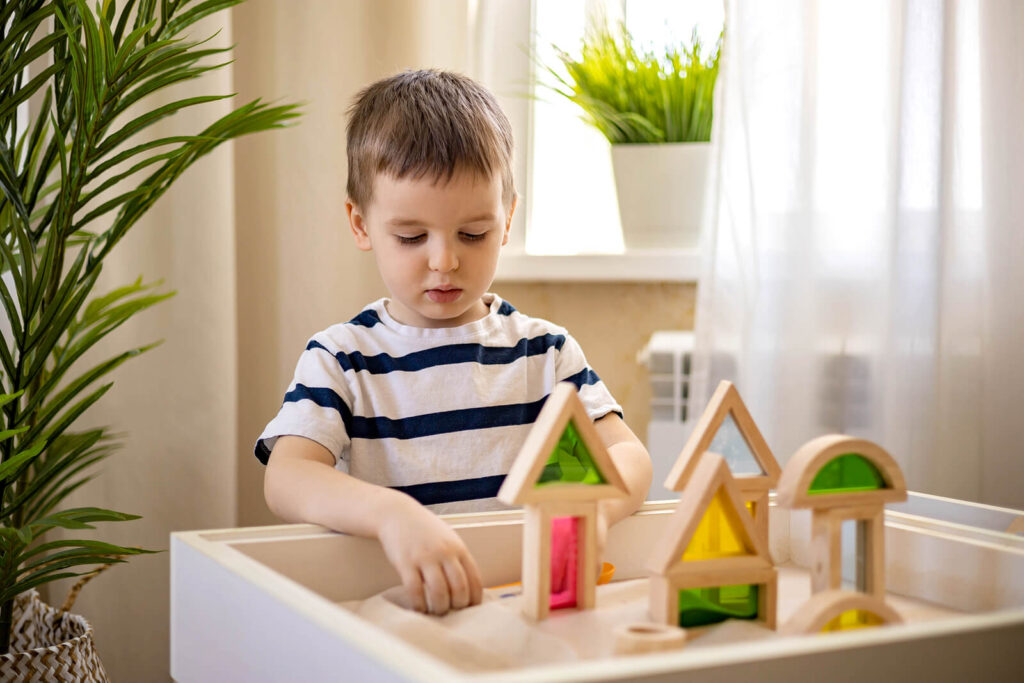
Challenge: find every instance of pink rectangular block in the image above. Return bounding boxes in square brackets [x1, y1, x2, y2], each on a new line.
[550, 516, 579, 610]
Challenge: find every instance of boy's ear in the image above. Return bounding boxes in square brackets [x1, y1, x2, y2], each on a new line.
[502, 193, 518, 247]
[346, 200, 373, 251]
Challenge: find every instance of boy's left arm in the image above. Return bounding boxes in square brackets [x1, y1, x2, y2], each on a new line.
[594, 412, 653, 533]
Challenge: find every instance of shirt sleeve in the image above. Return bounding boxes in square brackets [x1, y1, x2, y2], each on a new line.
[554, 331, 623, 421]
[254, 337, 353, 466]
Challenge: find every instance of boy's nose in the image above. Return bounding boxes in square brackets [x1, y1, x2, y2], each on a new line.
[428, 242, 459, 272]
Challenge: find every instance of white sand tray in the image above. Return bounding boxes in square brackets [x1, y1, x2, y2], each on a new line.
[338, 564, 961, 674]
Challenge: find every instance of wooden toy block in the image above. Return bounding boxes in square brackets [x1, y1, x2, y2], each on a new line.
[779, 589, 903, 636]
[808, 505, 889, 596]
[776, 434, 908, 510]
[744, 490, 770, 545]
[497, 381, 630, 621]
[648, 574, 675, 625]
[665, 561, 776, 592]
[520, 500, 602, 620]
[810, 510, 842, 594]
[1007, 517, 1024, 535]
[613, 622, 687, 655]
[664, 381, 781, 537]
[780, 435, 906, 605]
[647, 452, 777, 629]
[861, 509, 886, 598]
[498, 383, 628, 507]
[521, 506, 549, 621]
[664, 380, 781, 493]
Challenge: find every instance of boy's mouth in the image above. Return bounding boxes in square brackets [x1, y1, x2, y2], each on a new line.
[426, 287, 462, 303]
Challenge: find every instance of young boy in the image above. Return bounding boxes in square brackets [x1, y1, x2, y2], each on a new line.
[258, 69, 652, 616]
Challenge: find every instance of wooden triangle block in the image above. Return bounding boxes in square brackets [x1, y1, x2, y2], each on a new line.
[498, 382, 628, 506]
[648, 451, 772, 576]
[664, 380, 780, 494]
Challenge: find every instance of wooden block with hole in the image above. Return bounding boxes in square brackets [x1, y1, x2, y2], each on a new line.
[664, 381, 781, 541]
[497, 381, 628, 621]
[647, 451, 778, 630]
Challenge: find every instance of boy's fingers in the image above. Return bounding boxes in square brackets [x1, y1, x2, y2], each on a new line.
[420, 563, 451, 616]
[461, 551, 484, 606]
[442, 558, 470, 610]
[400, 567, 427, 613]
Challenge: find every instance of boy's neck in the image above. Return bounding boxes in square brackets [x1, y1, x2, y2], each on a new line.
[384, 295, 491, 329]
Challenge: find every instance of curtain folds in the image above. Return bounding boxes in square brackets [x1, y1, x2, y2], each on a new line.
[694, 0, 1023, 508]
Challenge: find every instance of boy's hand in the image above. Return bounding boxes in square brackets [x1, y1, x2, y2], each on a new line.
[377, 498, 483, 616]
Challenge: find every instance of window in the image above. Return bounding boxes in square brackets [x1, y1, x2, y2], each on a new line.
[527, 0, 725, 256]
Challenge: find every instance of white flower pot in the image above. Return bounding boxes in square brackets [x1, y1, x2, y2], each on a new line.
[610, 142, 711, 251]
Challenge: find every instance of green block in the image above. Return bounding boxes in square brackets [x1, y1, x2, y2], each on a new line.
[808, 453, 886, 494]
[678, 584, 759, 628]
[536, 420, 607, 486]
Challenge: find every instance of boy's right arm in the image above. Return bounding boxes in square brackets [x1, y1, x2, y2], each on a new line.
[264, 435, 483, 615]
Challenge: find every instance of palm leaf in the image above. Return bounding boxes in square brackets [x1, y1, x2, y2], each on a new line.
[0, 0, 299, 654]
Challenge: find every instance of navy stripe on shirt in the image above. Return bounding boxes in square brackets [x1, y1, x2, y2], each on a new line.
[307, 333, 566, 375]
[497, 300, 516, 316]
[391, 474, 507, 505]
[348, 309, 383, 327]
[255, 381, 620, 462]
[350, 398, 548, 440]
[563, 367, 603, 389]
[272, 384, 548, 440]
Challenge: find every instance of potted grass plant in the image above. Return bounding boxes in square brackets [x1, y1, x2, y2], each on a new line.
[544, 22, 721, 250]
[0, 0, 298, 678]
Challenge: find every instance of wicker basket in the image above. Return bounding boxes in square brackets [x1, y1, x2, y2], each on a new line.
[0, 590, 108, 682]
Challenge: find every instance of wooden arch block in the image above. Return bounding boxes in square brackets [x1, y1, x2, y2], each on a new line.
[777, 434, 908, 510]
[780, 589, 903, 636]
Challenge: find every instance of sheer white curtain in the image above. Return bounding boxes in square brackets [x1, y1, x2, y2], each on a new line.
[693, 0, 1024, 508]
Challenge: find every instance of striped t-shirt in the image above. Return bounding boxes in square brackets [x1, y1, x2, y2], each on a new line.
[255, 293, 621, 513]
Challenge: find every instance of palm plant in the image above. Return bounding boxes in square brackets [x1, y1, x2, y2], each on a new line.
[544, 22, 721, 144]
[0, 0, 298, 654]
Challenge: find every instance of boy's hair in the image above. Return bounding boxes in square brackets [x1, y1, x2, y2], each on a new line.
[346, 69, 515, 209]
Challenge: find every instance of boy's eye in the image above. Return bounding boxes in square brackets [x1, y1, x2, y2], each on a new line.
[460, 232, 487, 242]
[396, 234, 425, 245]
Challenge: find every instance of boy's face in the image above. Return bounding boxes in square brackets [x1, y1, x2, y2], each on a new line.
[347, 169, 515, 328]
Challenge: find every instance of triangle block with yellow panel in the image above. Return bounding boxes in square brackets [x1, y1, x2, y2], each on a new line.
[647, 451, 778, 629]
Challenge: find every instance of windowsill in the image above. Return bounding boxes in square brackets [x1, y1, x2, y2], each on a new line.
[494, 249, 701, 283]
